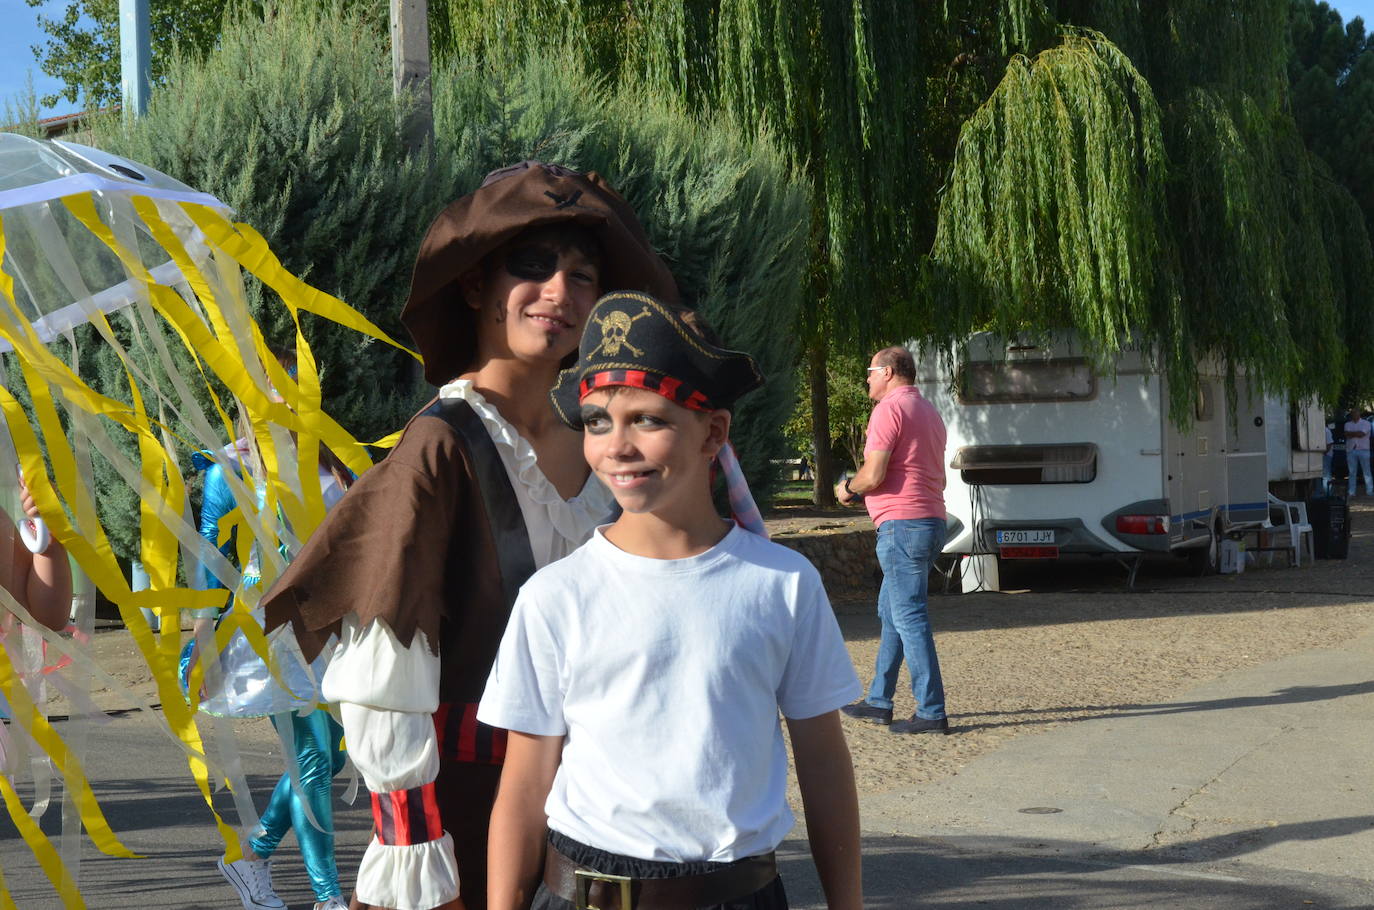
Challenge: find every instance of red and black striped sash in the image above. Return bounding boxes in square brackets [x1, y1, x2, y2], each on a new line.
[433, 701, 508, 765]
[370, 781, 444, 846]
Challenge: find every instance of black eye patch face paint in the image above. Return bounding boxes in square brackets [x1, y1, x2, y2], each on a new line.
[504, 245, 560, 282]
[580, 404, 610, 424]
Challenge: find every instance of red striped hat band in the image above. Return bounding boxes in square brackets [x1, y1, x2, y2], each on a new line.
[577, 369, 713, 412]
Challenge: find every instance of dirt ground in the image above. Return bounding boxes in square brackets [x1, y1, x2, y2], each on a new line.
[805, 499, 1374, 798]
[65, 499, 1374, 805]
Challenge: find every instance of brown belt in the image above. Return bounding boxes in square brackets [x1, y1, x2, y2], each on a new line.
[543, 843, 778, 910]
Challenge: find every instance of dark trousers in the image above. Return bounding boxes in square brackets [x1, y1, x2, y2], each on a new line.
[530, 830, 788, 910]
[349, 759, 503, 910]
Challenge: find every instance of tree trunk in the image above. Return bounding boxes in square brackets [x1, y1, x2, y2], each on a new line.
[808, 336, 837, 507]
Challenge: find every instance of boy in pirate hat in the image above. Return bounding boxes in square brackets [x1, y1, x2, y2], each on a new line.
[261, 163, 677, 910]
[479, 293, 863, 910]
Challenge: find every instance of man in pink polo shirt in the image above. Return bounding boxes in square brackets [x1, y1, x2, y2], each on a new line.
[835, 345, 950, 734]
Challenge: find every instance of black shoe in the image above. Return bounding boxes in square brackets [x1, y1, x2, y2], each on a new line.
[889, 715, 950, 735]
[840, 701, 893, 725]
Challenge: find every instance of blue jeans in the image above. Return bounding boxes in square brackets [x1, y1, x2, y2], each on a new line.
[866, 517, 947, 719]
[1350, 449, 1373, 495]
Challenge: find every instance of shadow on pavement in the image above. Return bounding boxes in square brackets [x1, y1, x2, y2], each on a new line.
[1145, 815, 1374, 864]
[779, 832, 1373, 908]
[952, 678, 1374, 732]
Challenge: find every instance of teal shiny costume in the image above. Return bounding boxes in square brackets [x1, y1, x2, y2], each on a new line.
[197, 457, 346, 903]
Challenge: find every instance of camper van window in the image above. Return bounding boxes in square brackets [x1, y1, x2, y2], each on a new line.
[951, 443, 1098, 484]
[1196, 383, 1214, 421]
[958, 358, 1095, 404]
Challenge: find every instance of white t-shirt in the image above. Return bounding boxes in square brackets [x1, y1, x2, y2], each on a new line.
[1345, 418, 1372, 452]
[478, 524, 861, 864]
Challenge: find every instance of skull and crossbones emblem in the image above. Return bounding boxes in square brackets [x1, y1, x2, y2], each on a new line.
[592, 306, 652, 358]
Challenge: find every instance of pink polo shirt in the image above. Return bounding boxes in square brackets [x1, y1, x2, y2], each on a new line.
[863, 384, 947, 526]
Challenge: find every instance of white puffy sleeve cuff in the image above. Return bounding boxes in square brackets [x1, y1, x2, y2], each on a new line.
[353, 831, 460, 910]
[325, 621, 457, 909]
[321, 616, 440, 712]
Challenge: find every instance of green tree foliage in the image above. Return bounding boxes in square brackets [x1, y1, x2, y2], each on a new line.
[928, 34, 1169, 363]
[23, 0, 386, 111]
[1288, 3, 1374, 234]
[31, 4, 803, 557]
[931, 1, 1374, 418]
[66, 4, 434, 560]
[2, 76, 44, 137]
[783, 348, 871, 473]
[87, 3, 436, 448]
[430, 1, 980, 503]
[430, 55, 809, 499]
[25, 0, 231, 109]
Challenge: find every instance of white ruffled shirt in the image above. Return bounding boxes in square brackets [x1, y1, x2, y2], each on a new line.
[321, 380, 613, 910]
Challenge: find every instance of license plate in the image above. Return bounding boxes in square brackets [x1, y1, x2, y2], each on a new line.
[996, 529, 1056, 544]
[1000, 545, 1059, 559]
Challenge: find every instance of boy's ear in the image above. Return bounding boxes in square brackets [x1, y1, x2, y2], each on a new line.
[702, 410, 732, 457]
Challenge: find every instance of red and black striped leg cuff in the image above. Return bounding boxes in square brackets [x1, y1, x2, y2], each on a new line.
[370, 781, 444, 846]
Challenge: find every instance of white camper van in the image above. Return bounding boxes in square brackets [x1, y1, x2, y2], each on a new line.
[1265, 397, 1327, 500]
[916, 333, 1284, 586]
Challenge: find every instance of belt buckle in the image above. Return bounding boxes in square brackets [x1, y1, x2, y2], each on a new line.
[573, 868, 633, 910]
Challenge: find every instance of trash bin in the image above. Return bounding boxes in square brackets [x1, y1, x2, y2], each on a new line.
[1308, 495, 1350, 559]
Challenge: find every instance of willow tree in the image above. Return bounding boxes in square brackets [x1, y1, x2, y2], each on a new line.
[931, 0, 1374, 417]
[429, 0, 970, 504]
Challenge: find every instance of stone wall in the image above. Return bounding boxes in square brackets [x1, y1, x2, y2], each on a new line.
[772, 528, 880, 594]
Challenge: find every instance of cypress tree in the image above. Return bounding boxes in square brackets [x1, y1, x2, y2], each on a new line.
[429, 54, 809, 498]
[35, 4, 804, 560]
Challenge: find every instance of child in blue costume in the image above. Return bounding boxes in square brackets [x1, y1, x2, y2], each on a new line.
[192, 439, 352, 910]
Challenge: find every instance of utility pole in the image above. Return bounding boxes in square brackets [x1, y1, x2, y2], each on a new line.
[390, 0, 434, 154]
[119, 0, 151, 117]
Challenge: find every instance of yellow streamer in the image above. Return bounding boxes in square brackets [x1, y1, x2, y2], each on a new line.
[0, 776, 83, 908]
[0, 175, 420, 905]
[0, 218, 243, 863]
[0, 639, 137, 863]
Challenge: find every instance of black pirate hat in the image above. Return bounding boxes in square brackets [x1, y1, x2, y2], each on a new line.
[401, 162, 679, 386]
[550, 291, 764, 430]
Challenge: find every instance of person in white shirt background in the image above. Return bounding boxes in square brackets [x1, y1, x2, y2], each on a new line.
[1342, 406, 1372, 496]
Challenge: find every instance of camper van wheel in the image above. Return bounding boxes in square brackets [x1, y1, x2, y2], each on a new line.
[1188, 520, 1220, 576]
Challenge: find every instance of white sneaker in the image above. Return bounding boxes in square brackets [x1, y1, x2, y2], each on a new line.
[217, 856, 287, 910]
[313, 898, 349, 910]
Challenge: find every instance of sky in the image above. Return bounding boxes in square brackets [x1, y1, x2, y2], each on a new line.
[3, 1, 1374, 119]
[1, 0, 71, 118]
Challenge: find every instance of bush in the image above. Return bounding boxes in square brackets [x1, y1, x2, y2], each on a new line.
[87, 4, 438, 449]
[432, 55, 810, 501]
[58, 8, 805, 561]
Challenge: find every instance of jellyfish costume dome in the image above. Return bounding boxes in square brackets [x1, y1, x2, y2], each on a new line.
[0, 132, 406, 905]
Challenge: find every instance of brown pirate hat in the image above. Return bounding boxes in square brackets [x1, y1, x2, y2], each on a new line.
[401, 161, 679, 386]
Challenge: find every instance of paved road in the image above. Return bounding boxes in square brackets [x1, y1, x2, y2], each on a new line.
[3, 585, 1374, 907]
[836, 623, 1374, 909]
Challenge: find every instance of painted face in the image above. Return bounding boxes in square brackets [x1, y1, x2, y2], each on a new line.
[471, 239, 601, 364]
[580, 387, 721, 518]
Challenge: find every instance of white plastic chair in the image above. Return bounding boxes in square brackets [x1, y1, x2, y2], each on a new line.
[1267, 493, 1315, 567]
